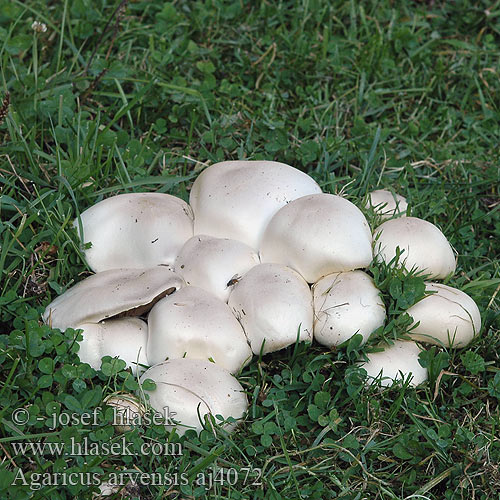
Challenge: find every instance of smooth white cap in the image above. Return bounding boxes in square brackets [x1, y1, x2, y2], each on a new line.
[227, 263, 313, 355]
[359, 340, 428, 387]
[147, 286, 252, 374]
[373, 217, 456, 278]
[93, 482, 123, 498]
[406, 283, 481, 347]
[260, 193, 373, 283]
[104, 393, 145, 433]
[43, 266, 184, 331]
[76, 318, 148, 375]
[175, 235, 260, 302]
[189, 161, 322, 248]
[366, 189, 408, 219]
[139, 358, 248, 434]
[76, 193, 194, 272]
[313, 271, 386, 347]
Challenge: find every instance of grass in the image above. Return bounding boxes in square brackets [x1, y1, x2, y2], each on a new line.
[0, 0, 499, 498]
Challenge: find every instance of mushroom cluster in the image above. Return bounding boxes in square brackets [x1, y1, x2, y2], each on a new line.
[43, 161, 481, 433]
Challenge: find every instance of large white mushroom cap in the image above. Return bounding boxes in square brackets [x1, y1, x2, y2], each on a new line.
[76, 193, 194, 272]
[366, 189, 408, 219]
[228, 263, 313, 355]
[359, 340, 428, 387]
[189, 160, 322, 248]
[147, 286, 252, 374]
[76, 318, 148, 375]
[260, 193, 373, 283]
[313, 271, 386, 347]
[406, 283, 481, 347]
[175, 235, 260, 302]
[373, 217, 456, 278]
[139, 358, 248, 434]
[43, 267, 184, 331]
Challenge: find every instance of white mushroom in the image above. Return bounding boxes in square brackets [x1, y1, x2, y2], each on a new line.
[76, 318, 148, 375]
[92, 482, 122, 499]
[43, 266, 184, 331]
[366, 189, 408, 219]
[189, 160, 322, 248]
[260, 193, 373, 283]
[147, 286, 252, 374]
[227, 263, 313, 355]
[92, 481, 136, 498]
[104, 393, 145, 433]
[139, 358, 248, 435]
[373, 217, 456, 278]
[359, 341, 428, 387]
[406, 283, 481, 347]
[75, 193, 194, 272]
[313, 271, 386, 347]
[175, 235, 260, 302]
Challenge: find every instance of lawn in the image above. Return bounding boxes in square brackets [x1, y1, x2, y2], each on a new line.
[0, 0, 499, 499]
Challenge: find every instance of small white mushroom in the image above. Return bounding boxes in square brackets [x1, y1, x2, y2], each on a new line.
[260, 193, 373, 283]
[406, 283, 481, 347]
[366, 189, 408, 219]
[76, 318, 148, 375]
[147, 286, 252, 374]
[43, 267, 184, 331]
[359, 341, 428, 387]
[189, 160, 322, 248]
[313, 271, 386, 347]
[227, 263, 313, 355]
[373, 217, 456, 279]
[92, 480, 136, 498]
[104, 393, 145, 433]
[175, 235, 260, 302]
[76, 193, 194, 272]
[139, 358, 248, 435]
[92, 481, 122, 498]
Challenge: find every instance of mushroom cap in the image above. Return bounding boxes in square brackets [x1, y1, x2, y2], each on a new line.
[313, 271, 386, 347]
[373, 217, 456, 279]
[75, 193, 194, 272]
[359, 340, 428, 387]
[189, 160, 322, 248]
[76, 318, 148, 375]
[104, 393, 145, 433]
[139, 358, 248, 434]
[43, 266, 184, 331]
[93, 482, 123, 498]
[366, 189, 408, 219]
[260, 193, 373, 283]
[147, 286, 252, 374]
[406, 283, 481, 347]
[227, 263, 313, 355]
[175, 235, 260, 302]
